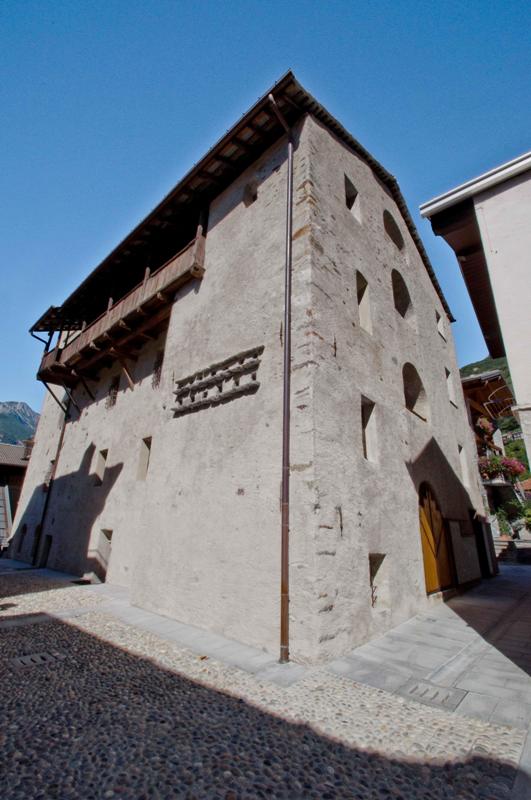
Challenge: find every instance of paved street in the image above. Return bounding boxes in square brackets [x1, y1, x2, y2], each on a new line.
[1, 560, 530, 799]
[329, 565, 531, 729]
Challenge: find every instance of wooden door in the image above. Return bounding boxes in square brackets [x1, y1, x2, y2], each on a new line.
[419, 484, 454, 594]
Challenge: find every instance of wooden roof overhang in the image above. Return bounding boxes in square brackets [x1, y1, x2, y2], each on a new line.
[30, 71, 452, 338]
[461, 370, 514, 419]
[425, 200, 505, 358]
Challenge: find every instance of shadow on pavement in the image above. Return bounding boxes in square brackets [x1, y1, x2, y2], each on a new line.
[0, 570, 77, 602]
[0, 613, 523, 800]
[448, 564, 531, 677]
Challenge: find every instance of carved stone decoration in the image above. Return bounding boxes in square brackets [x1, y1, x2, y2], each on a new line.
[172, 346, 264, 417]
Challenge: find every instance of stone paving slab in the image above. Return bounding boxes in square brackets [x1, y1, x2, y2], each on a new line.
[325, 565, 531, 737]
[328, 655, 410, 692]
[491, 701, 531, 731]
[455, 691, 499, 722]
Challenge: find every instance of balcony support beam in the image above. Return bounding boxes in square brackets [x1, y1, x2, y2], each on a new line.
[119, 359, 135, 391]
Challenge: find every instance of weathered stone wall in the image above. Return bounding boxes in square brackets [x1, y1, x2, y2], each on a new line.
[287, 117, 484, 662]
[11, 120, 314, 655]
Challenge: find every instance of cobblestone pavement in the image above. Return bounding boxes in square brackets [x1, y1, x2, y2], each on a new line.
[0, 566, 527, 799]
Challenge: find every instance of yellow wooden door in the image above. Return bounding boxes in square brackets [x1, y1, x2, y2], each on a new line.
[419, 485, 454, 594]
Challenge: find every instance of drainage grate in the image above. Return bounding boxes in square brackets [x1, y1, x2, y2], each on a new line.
[10, 651, 67, 669]
[397, 678, 466, 711]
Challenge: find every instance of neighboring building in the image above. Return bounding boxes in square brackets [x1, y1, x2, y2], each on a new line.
[461, 368, 514, 454]
[9, 73, 490, 663]
[0, 442, 30, 547]
[420, 151, 531, 467]
[461, 369, 517, 541]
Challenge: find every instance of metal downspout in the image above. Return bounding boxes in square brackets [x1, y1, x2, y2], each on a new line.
[269, 95, 293, 664]
[33, 398, 70, 566]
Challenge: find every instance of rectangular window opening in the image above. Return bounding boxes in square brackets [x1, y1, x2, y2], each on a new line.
[94, 449, 108, 486]
[458, 445, 470, 488]
[137, 437, 152, 480]
[369, 553, 389, 609]
[356, 271, 372, 334]
[361, 396, 377, 462]
[436, 310, 446, 341]
[445, 367, 458, 407]
[345, 175, 361, 222]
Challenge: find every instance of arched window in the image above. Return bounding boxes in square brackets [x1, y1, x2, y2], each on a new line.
[402, 363, 428, 420]
[383, 209, 404, 250]
[391, 269, 414, 324]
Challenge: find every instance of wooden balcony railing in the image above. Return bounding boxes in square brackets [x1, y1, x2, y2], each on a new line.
[38, 232, 205, 387]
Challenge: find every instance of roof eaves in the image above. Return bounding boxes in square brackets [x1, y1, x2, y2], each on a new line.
[420, 150, 531, 219]
[40, 70, 453, 323]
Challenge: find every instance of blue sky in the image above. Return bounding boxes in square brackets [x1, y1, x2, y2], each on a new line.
[2, 0, 530, 412]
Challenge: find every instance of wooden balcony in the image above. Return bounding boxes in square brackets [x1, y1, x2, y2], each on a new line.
[37, 233, 205, 387]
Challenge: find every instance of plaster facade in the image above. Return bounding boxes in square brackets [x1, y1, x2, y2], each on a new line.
[10, 106, 485, 663]
[473, 173, 531, 461]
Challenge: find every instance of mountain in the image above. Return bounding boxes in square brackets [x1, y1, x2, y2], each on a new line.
[0, 402, 40, 445]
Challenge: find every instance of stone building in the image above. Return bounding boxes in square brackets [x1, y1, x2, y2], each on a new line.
[9, 73, 490, 663]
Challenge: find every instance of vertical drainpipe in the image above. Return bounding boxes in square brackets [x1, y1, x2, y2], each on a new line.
[269, 95, 293, 664]
[33, 395, 70, 565]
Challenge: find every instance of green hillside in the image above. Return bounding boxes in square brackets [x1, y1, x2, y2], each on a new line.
[460, 355, 512, 390]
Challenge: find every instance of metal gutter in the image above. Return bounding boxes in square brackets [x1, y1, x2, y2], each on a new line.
[420, 150, 531, 219]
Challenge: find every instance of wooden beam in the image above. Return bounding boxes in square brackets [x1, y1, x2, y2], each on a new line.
[198, 169, 223, 185]
[469, 398, 488, 415]
[213, 154, 239, 168]
[65, 306, 172, 374]
[119, 358, 135, 390]
[232, 136, 254, 153]
[109, 346, 138, 363]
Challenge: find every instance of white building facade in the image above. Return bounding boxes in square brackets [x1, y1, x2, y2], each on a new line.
[421, 151, 531, 467]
